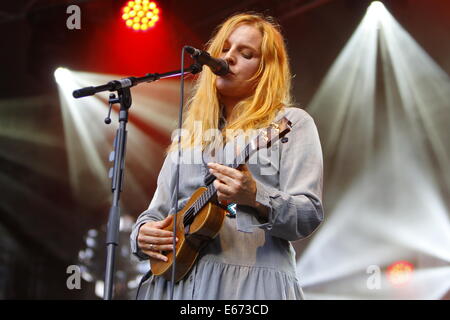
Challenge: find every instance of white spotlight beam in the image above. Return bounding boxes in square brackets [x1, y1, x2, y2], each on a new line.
[55, 68, 111, 201]
[307, 4, 378, 207]
[297, 2, 450, 299]
[54, 68, 185, 212]
[0, 96, 62, 147]
[377, 3, 450, 194]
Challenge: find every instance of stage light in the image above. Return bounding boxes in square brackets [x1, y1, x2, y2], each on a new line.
[121, 0, 160, 31]
[53, 68, 191, 212]
[368, 1, 385, 12]
[54, 67, 71, 84]
[296, 1, 450, 299]
[387, 261, 414, 287]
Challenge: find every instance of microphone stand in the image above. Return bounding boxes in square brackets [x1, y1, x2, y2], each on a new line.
[72, 64, 201, 300]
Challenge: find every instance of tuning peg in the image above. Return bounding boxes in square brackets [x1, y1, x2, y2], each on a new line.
[108, 167, 114, 178]
[109, 151, 115, 162]
[281, 137, 288, 143]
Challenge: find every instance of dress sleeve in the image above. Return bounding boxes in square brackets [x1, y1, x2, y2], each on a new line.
[130, 154, 174, 260]
[236, 109, 324, 241]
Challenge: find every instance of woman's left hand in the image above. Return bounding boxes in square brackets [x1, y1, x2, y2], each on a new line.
[207, 162, 257, 207]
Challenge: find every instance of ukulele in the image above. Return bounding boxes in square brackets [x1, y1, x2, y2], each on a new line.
[149, 117, 292, 282]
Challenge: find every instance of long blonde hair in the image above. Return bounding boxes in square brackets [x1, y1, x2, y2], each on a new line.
[168, 13, 293, 153]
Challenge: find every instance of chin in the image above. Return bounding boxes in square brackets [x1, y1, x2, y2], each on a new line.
[216, 80, 235, 96]
[216, 85, 231, 93]
[217, 88, 242, 99]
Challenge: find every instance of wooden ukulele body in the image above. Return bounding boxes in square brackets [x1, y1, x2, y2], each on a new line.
[149, 187, 227, 282]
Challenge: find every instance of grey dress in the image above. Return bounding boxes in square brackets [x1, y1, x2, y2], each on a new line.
[130, 107, 324, 300]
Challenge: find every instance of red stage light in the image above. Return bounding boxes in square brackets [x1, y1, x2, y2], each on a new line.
[387, 261, 414, 287]
[121, 0, 160, 31]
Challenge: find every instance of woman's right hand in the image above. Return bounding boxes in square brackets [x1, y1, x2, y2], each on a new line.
[137, 215, 178, 262]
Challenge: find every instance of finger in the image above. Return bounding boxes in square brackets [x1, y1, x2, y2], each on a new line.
[216, 190, 228, 202]
[153, 243, 177, 252]
[140, 225, 174, 237]
[155, 215, 174, 228]
[142, 242, 176, 252]
[208, 163, 242, 180]
[214, 179, 233, 196]
[139, 235, 178, 246]
[209, 168, 237, 187]
[143, 249, 168, 262]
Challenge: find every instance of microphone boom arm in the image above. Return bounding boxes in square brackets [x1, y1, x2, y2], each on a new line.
[72, 64, 202, 99]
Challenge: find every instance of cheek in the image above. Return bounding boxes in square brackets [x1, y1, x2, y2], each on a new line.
[241, 60, 260, 79]
[215, 59, 260, 95]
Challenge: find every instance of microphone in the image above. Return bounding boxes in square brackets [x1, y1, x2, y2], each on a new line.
[185, 46, 230, 76]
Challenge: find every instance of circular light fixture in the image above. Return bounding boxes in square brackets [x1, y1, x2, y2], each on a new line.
[121, 0, 160, 31]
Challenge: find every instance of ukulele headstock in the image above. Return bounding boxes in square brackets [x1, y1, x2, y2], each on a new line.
[255, 116, 292, 151]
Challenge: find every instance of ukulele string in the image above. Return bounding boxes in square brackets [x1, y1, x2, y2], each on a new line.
[182, 143, 252, 225]
[181, 121, 287, 227]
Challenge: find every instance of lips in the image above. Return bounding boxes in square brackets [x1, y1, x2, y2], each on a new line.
[217, 70, 235, 79]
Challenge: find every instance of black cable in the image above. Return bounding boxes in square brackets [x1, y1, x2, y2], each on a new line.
[169, 46, 187, 299]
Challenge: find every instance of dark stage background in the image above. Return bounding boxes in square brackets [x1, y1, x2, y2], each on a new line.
[1, 0, 449, 299]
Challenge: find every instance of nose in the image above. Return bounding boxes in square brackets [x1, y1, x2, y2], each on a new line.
[223, 49, 236, 66]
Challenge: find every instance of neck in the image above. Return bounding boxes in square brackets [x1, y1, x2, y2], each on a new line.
[220, 97, 240, 122]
